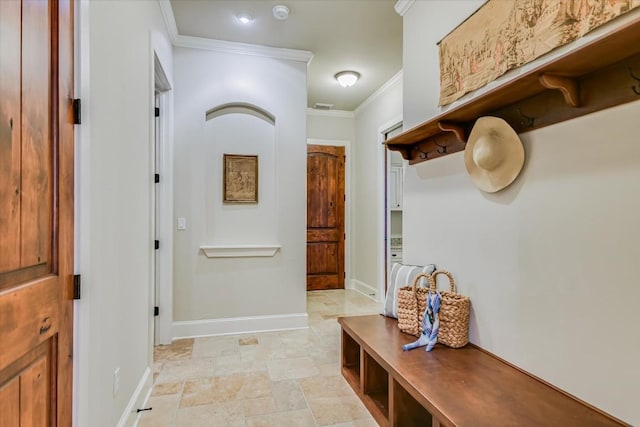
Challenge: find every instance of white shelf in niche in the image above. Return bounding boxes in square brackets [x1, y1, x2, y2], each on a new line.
[200, 245, 281, 258]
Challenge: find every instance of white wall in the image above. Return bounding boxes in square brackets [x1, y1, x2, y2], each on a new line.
[307, 111, 355, 142]
[352, 77, 403, 301]
[173, 47, 307, 330]
[76, 0, 173, 425]
[402, 2, 640, 424]
[402, 1, 483, 128]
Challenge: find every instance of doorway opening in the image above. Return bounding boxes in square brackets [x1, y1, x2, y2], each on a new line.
[382, 122, 403, 295]
[153, 53, 172, 345]
[306, 144, 346, 290]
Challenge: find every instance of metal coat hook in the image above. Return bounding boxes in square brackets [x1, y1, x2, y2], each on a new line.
[516, 107, 535, 128]
[629, 67, 640, 95]
[413, 146, 431, 160]
[433, 140, 448, 154]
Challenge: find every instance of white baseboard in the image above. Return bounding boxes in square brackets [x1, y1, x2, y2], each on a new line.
[173, 313, 309, 339]
[117, 367, 152, 427]
[345, 279, 355, 290]
[132, 386, 153, 427]
[351, 279, 380, 302]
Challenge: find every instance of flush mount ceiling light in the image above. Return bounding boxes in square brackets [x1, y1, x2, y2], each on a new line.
[237, 13, 252, 24]
[272, 5, 289, 20]
[335, 71, 360, 88]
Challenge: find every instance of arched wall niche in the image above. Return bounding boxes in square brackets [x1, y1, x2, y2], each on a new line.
[205, 102, 276, 126]
[201, 102, 279, 256]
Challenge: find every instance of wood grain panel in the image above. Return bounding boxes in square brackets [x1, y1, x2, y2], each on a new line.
[307, 155, 321, 225]
[307, 242, 338, 274]
[0, 278, 59, 372]
[0, 0, 22, 273]
[20, 0, 53, 270]
[306, 229, 339, 242]
[56, 0, 76, 423]
[0, 377, 20, 426]
[0, 340, 52, 427]
[0, 264, 50, 291]
[307, 275, 339, 290]
[308, 153, 341, 228]
[20, 355, 49, 426]
[0, 340, 49, 389]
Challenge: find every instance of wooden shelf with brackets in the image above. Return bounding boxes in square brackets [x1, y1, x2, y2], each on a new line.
[387, 17, 640, 165]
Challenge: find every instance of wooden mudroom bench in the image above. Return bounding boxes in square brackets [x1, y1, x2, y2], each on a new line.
[338, 315, 626, 427]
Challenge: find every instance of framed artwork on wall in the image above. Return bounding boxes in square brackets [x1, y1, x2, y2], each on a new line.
[223, 154, 258, 203]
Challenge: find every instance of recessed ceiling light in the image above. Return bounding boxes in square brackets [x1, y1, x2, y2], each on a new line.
[335, 71, 360, 88]
[237, 13, 252, 24]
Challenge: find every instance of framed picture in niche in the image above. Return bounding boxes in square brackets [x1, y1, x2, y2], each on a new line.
[223, 154, 258, 203]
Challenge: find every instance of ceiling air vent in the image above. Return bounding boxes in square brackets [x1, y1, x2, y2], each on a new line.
[313, 103, 334, 110]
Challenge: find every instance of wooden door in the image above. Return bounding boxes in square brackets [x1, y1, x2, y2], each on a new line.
[0, 0, 74, 425]
[306, 145, 345, 290]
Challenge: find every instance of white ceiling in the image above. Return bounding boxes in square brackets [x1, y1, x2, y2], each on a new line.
[170, 0, 403, 111]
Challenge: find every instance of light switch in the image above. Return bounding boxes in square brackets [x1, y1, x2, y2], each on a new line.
[177, 217, 186, 230]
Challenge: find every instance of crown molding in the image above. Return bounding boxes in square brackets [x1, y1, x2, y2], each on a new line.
[306, 108, 355, 118]
[158, 0, 179, 44]
[157, 0, 314, 63]
[173, 35, 314, 63]
[354, 70, 403, 117]
[394, 0, 415, 16]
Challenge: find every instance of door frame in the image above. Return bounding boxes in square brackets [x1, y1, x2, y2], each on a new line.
[152, 53, 173, 346]
[377, 116, 403, 302]
[306, 138, 352, 289]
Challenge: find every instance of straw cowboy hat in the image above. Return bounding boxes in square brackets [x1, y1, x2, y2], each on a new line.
[464, 116, 524, 193]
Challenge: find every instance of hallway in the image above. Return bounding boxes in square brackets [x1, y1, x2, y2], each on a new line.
[140, 290, 382, 426]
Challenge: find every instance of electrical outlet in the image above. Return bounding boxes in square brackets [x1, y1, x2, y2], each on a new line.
[113, 367, 120, 397]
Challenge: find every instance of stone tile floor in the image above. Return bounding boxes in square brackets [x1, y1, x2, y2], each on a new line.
[140, 290, 382, 427]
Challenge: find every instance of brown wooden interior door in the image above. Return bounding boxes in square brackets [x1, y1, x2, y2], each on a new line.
[306, 145, 345, 291]
[0, 0, 74, 425]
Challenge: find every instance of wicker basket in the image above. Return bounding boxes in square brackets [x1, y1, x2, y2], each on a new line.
[428, 270, 470, 348]
[397, 273, 431, 337]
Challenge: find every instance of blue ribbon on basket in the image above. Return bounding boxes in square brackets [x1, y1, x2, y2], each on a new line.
[402, 291, 441, 352]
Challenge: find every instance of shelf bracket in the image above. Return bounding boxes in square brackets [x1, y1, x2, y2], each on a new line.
[630, 67, 640, 95]
[437, 121, 467, 143]
[388, 144, 413, 161]
[538, 73, 581, 107]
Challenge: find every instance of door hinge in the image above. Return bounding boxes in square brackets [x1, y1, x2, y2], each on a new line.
[73, 274, 81, 300]
[344, 233, 346, 240]
[154, 107, 160, 117]
[344, 271, 346, 279]
[154, 306, 159, 316]
[154, 173, 160, 183]
[344, 194, 346, 201]
[154, 240, 160, 250]
[73, 99, 81, 125]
